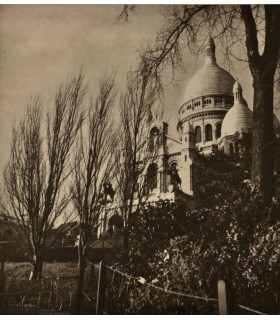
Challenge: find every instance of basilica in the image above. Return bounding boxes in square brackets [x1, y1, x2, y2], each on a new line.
[97, 35, 279, 238]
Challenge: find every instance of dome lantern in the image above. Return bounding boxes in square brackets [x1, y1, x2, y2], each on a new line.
[233, 78, 243, 101]
[204, 35, 216, 64]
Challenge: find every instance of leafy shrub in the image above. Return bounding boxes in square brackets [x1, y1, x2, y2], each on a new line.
[112, 151, 280, 314]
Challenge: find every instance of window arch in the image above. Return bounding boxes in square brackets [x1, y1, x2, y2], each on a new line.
[214, 98, 223, 104]
[3, 229, 13, 241]
[108, 214, 123, 237]
[216, 123, 222, 139]
[169, 163, 181, 190]
[149, 127, 160, 151]
[195, 126, 202, 143]
[194, 100, 201, 107]
[203, 98, 211, 105]
[205, 124, 213, 141]
[146, 163, 158, 192]
[229, 143, 234, 155]
[235, 142, 239, 154]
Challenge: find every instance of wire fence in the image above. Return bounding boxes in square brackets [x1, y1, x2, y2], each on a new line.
[84, 260, 267, 315]
[0, 275, 79, 314]
[103, 263, 218, 314]
[0, 259, 268, 315]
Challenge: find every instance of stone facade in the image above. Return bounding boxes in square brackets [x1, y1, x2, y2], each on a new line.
[98, 36, 280, 239]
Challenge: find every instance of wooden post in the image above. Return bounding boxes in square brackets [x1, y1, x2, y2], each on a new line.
[96, 260, 107, 315]
[0, 244, 6, 313]
[218, 280, 227, 315]
[0, 255, 3, 313]
[0, 255, 4, 280]
[90, 264, 94, 283]
[0, 244, 6, 293]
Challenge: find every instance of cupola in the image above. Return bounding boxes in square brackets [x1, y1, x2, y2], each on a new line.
[221, 80, 253, 138]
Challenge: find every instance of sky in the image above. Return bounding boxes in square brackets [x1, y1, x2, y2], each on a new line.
[0, 4, 255, 176]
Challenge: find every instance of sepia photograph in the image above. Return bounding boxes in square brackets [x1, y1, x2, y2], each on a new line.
[0, 2, 280, 315]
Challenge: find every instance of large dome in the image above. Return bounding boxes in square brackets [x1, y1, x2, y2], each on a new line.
[182, 63, 235, 103]
[221, 80, 252, 137]
[181, 36, 235, 104]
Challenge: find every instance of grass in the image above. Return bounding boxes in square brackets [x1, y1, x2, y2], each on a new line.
[2, 261, 98, 314]
[4, 261, 79, 281]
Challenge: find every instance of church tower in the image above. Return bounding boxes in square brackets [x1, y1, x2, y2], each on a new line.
[180, 121, 196, 195]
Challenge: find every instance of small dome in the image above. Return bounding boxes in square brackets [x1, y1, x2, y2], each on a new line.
[221, 103, 252, 137]
[221, 81, 252, 137]
[181, 37, 235, 104]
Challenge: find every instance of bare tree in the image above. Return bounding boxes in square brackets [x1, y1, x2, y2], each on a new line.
[2, 73, 85, 279]
[71, 74, 117, 313]
[123, 5, 280, 204]
[116, 62, 161, 230]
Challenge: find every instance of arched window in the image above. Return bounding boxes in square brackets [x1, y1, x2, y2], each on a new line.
[169, 163, 181, 190]
[108, 214, 123, 237]
[215, 98, 223, 104]
[216, 123, 222, 139]
[146, 163, 158, 192]
[205, 124, 213, 141]
[229, 143, 234, 155]
[204, 98, 211, 105]
[149, 127, 160, 151]
[194, 100, 201, 107]
[195, 126, 202, 143]
[3, 229, 13, 241]
[235, 142, 239, 154]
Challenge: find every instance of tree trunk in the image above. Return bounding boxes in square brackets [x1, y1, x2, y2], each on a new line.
[75, 251, 86, 314]
[240, 5, 280, 205]
[31, 259, 43, 280]
[29, 243, 45, 280]
[75, 222, 86, 314]
[251, 70, 276, 204]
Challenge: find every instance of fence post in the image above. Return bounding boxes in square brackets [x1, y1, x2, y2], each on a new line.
[218, 280, 227, 315]
[0, 252, 5, 313]
[96, 260, 107, 315]
[90, 264, 95, 283]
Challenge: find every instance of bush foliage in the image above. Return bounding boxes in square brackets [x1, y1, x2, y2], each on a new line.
[112, 151, 280, 314]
